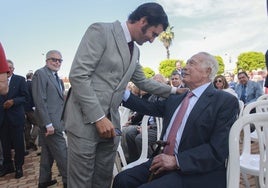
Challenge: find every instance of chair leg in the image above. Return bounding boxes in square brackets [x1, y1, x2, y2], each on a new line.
[241, 173, 250, 188]
[254, 176, 260, 188]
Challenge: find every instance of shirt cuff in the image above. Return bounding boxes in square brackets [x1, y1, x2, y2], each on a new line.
[123, 90, 131, 101]
[175, 155, 180, 169]
[171, 87, 177, 94]
[46, 123, 53, 128]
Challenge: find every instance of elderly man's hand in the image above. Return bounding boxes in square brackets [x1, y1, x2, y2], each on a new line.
[149, 153, 178, 175]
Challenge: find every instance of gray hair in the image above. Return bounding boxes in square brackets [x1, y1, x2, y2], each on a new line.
[46, 50, 62, 59]
[198, 52, 218, 81]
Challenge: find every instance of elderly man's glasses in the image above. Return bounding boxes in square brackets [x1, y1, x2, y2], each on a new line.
[47, 58, 63, 63]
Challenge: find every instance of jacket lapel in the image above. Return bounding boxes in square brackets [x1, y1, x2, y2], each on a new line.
[111, 21, 131, 72]
[179, 84, 215, 145]
[45, 67, 64, 99]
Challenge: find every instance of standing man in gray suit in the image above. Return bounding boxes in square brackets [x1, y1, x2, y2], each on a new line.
[32, 50, 67, 188]
[63, 2, 182, 188]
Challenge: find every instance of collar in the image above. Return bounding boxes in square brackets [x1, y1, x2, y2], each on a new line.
[191, 82, 211, 98]
[121, 21, 132, 43]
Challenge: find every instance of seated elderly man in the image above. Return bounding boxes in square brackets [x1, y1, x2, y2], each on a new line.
[112, 52, 239, 188]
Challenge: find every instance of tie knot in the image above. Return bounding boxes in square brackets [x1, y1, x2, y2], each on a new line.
[187, 91, 194, 98]
[54, 72, 59, 78]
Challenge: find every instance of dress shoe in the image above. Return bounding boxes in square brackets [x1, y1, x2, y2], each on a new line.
[15, 167, 23, 179]
[0, 165, 15, 177]
[38, 179, 57, 188]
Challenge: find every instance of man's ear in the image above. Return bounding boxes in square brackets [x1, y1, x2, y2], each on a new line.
[140, 17, 148, 25]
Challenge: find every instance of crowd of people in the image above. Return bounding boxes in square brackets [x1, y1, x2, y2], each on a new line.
[0, 2, 267, 188]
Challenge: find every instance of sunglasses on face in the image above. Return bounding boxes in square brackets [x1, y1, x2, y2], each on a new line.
[214, 79, 222, 83]
[47, 58, 63, 63]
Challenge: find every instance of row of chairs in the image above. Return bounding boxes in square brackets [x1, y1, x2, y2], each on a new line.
[228, 94, 268, 188]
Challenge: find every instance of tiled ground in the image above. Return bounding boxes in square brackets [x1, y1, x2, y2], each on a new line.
[0, 141, 259, 188]
[0, 149, 63, 188]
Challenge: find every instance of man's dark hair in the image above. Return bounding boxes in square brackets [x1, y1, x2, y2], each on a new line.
[238, 71, 249, 78]
[128, 2, 169, 31]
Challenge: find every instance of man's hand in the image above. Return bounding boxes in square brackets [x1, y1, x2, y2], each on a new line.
[3, 99, 14, 109]
[176, 88, 189, 94]
[95, 117, 115, 138]
[149, 153, 178, 175]
[45, 126, 55, 136]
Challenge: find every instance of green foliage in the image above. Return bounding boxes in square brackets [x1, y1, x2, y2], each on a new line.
[142, 67, 155, 78]
[236, 52, 265, 72]
[215, 56, 225, 75]
[158, 59, 178, 78]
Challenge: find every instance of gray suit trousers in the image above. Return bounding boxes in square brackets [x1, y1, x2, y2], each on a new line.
[67, 130, 120, 188]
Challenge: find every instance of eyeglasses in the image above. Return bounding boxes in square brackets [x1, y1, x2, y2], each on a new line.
[47, 58, 63, 63]
[214, 79, 222, 83]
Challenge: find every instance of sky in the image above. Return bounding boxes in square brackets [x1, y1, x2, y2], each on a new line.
[1, 0, 267, 78]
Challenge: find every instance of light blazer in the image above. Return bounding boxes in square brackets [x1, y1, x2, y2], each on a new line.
[0, 74, 28, 127]
[32, 66, 65, 133]
[123, 84, 239, 188]
[235, 80, 263, 105]
[64, 21, 172, 138]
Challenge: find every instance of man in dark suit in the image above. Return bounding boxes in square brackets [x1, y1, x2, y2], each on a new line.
[113, 52, 239, 188]
[0, 60, 28, 179]
[24, 72, 38, 151]
[32, 50, 67, 188]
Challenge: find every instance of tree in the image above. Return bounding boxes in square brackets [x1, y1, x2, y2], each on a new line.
[158, 26, 174, 59]
[158, 59, 178, 78]
[236, 52, 265, 72]
[215, 56, 225, 75]
[142, 67, 155, 78]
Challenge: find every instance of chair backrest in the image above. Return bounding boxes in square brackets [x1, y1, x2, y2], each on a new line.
[257, 94, 268, 101]
[155, 117, 163, 140]
[241, 100, 268, 153]
[119, 106, 131, 126]
[243, 100, 268, 115]
[140, 115, 150, 161]
[238, 100, 245, 118]
[227, 113, 268, 188]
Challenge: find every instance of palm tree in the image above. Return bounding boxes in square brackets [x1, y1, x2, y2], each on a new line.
[159, 26, 174, 59]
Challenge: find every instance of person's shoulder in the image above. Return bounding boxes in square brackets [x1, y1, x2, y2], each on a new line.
[13, 74, 25, 80]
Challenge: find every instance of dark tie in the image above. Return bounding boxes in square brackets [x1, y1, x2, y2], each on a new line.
[240, 85, 246, 103]
[163, 92, 194, 155]
[54, 72, 62, 91]
[128, 41, 134, 57]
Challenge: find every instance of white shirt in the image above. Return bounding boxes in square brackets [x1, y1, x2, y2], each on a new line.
[163, 83, 210, 155]
[121, 21, 132, 43]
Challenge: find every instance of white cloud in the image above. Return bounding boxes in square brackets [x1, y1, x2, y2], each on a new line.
[148, 0, 268, 72]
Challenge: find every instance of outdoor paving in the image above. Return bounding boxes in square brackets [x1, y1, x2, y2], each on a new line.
[0, 141, 259, 188]
[0, 148, 63, 188]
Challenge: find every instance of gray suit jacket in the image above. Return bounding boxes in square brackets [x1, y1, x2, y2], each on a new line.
[64, 21, 172, 139]
[235, 80, 263, 105]
[32, 66, 65, 133]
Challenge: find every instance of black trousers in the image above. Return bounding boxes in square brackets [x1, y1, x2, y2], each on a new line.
[0, 118, 25, 167]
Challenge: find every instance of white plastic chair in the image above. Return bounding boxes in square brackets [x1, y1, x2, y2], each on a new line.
[243, 100, 268, 142]
[113, 106, 130, 176]
[238, 100, 245, 118]
[227, 113, 268, 188]
[119, 106, 131, 126]
[122, 115, 150, 170]
[239, 100, 268, 187]
[257, 94, 268, 101]
[155, 117, 163, 140]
